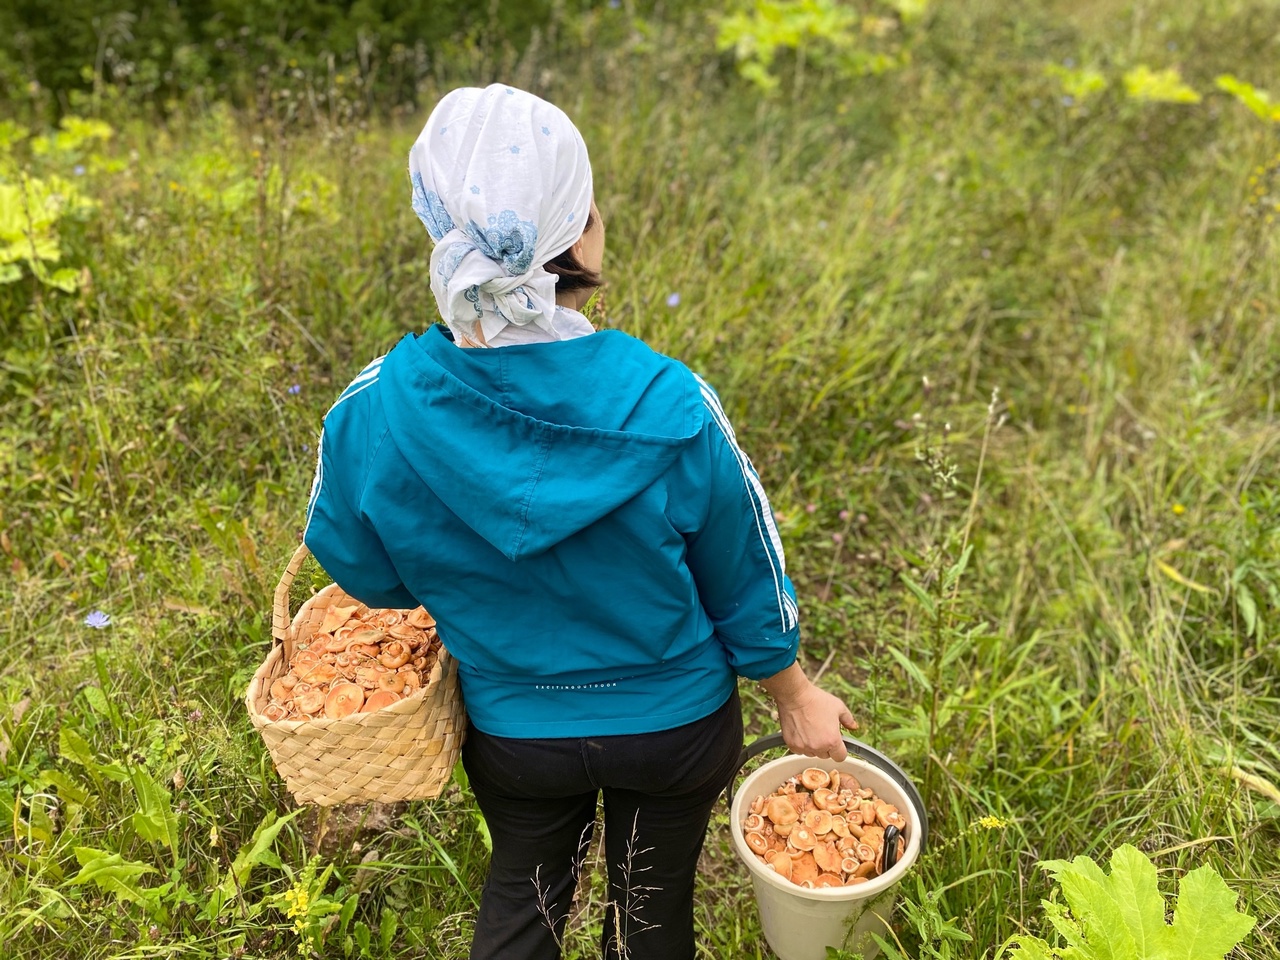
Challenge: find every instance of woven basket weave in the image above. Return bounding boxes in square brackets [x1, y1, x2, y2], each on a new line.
[245, 544, 466, 806]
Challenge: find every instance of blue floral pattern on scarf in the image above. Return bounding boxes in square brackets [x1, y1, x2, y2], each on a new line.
[411, 171, 454, 240]
[437, 242, 474, 285]
[463, 210, 539, 276]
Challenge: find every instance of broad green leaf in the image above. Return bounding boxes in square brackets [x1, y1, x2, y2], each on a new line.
[1056, 870, 1137, 960]
[338, 894, 359, 936]
[353, 920, 371, 954]
[1041, 899, 1089, 955]
[379, 906, 398, 950]
[57, 727, 130, 783]
[66, 847, 156, 905]
[130, 767, 179, 855]
[1043, 854, 1110, 891]
[38, 769, 90, 806]
[1104, 845, 1166, 957]
[1158, 865, 1256, 959]
[43, 267, 80, 292]
[1008, 936, 1055, 959]
[57, 727, 95, 769]
[209, 807, 304, 912]
[0, 263, 20, 283]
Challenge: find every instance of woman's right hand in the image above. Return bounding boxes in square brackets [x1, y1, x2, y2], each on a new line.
[758, 661, 858, 761]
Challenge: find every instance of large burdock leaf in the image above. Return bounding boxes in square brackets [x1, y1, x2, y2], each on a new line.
[1157, 866, 1256, 960]
[1104, 846, 1167, 957]
[1006, 845, 1255, 960]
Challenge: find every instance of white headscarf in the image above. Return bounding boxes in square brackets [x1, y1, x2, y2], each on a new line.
[409, 84, 594, 347]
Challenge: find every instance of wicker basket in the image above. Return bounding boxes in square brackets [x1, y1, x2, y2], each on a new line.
[245, 544, 466, 806]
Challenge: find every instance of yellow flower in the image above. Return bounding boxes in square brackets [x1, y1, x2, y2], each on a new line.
[209, 825, 219, 848]
[977, 815, 1010, 829]
[1172, 503, 1186, 515]
[284, 887, 311, 919]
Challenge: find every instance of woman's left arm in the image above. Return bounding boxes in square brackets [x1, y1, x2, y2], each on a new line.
[303, 426, 419, 610]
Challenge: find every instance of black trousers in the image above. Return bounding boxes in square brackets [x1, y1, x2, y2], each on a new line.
[461, 689, 743, 960]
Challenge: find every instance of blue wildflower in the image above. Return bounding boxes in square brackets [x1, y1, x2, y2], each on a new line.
[85, 610, 111, 629]
[666, 292, 681, 308]
[288, 384, 301, 395]
[73, 164, 86, 176]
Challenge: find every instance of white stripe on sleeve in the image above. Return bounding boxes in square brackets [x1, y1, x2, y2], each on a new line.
[695, 374, 794, 632]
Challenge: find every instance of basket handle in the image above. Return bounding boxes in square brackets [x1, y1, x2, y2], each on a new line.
[272, 543, 313, 663]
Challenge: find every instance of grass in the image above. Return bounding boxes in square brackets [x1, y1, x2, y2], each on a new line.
[1, 0, 1278, 957]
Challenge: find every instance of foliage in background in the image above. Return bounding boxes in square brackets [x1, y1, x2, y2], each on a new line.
[0, 0, 1278, 957]
[715, 0, 929, 92]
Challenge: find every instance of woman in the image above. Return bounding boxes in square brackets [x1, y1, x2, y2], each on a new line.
[303, 84, 857, 960]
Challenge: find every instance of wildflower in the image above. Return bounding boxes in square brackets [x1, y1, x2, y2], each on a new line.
[666, 292, 681, 308]
[288, 384, 301, 395]
[209, 824, 220, 847]
[838, 509, 850, 522]
[976, 815, 1010, 829]
[1062, 95, 1075, 107]
[72, 164, 86, 176]
[284, 887, 311, 918]
[84, 610, 111, 629]
[832, 532, 844, 545]
[805, 503, 817, 514]
[610, 0, 621, 7]
[1172, 503, 1186, 515]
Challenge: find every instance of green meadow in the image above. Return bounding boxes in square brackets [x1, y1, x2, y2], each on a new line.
[1, 1, 1277, 957]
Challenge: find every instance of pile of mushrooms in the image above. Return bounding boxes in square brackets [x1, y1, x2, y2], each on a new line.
[261, 603, 440, 722]
[741, 767, 908, 888]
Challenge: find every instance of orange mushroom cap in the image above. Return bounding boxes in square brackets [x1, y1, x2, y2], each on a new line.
[318, 603, 360, 634]
[765, 796, 799, 826]
[294, 689, 325, 715]
[324, 682, 365, 719]
[789, 853, 820, 886]
[361, 689, 402, 712]
[800, 767, 831, 791]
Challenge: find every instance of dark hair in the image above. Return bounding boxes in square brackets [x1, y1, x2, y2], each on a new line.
[544, 210, 603, 292]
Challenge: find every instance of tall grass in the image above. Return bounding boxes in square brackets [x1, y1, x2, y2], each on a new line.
[1, 1, 1277, 957]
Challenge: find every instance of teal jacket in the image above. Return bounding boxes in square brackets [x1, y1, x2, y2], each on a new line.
[303, 325, 799, 737]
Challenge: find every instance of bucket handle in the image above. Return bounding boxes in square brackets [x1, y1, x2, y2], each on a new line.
[728, 733, 928, 852]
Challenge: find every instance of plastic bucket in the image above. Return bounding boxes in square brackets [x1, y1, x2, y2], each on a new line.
[728, 735, 928, 960]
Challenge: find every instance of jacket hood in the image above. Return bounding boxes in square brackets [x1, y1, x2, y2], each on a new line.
[378, 326, 704, 561]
